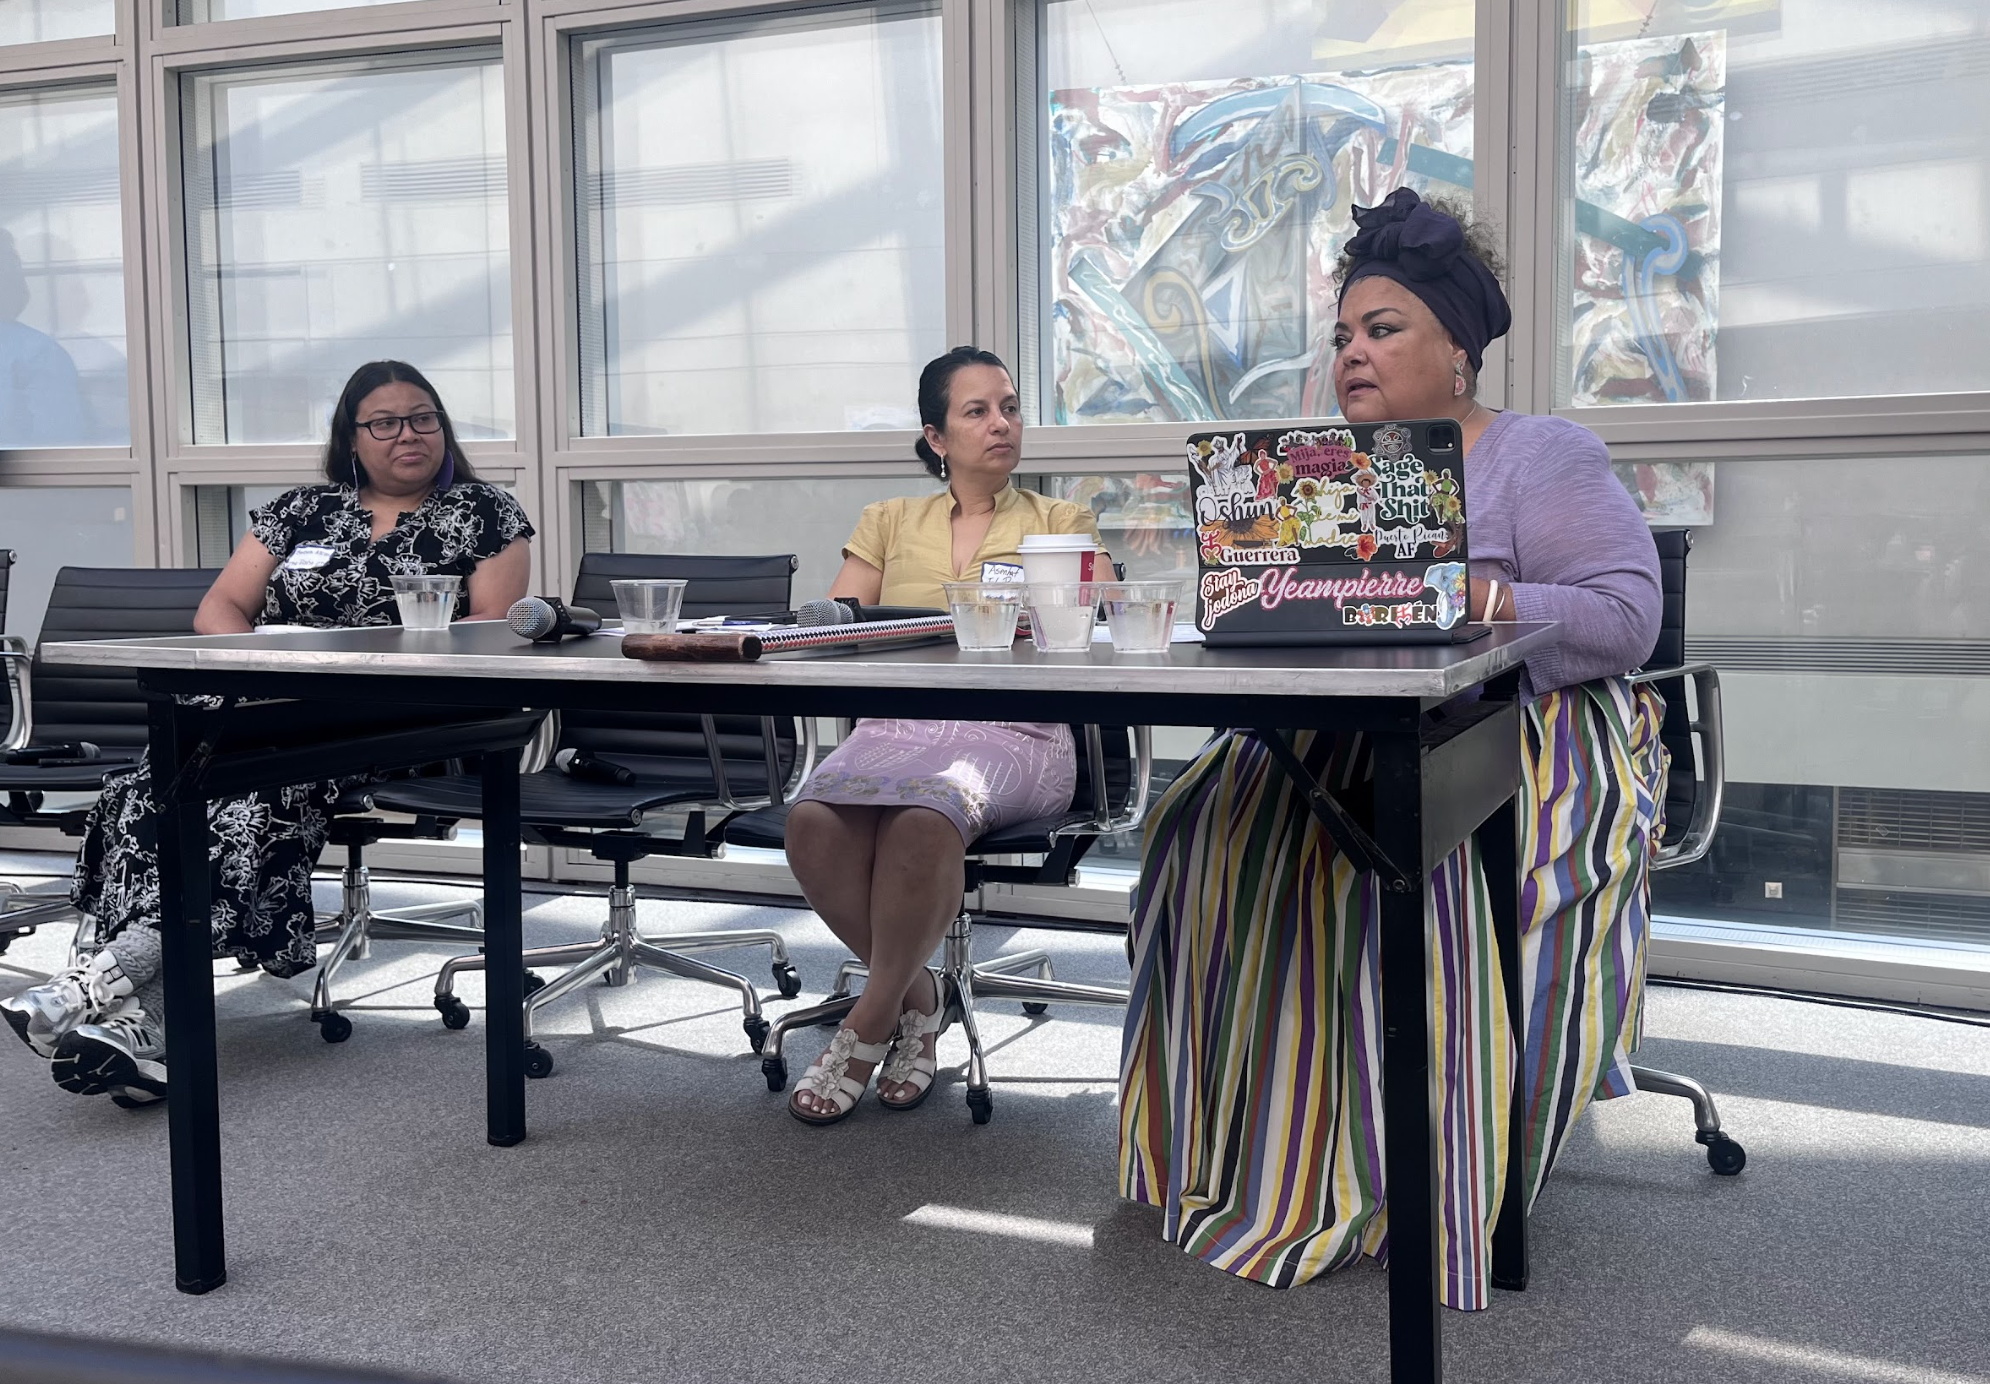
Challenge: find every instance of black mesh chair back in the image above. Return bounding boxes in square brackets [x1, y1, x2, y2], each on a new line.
[32, 567, 219, 749]
[573, 551, 797, 622]
[1647, 530, 1695, 850]
[563, 552, 802, 780]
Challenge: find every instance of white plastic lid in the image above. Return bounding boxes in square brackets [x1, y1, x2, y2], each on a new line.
[1018, 533, 1098, 551]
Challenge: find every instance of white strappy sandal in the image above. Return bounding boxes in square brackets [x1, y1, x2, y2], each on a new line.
[879, 968, 948, 1112]
[790, 1026, 889, 1126]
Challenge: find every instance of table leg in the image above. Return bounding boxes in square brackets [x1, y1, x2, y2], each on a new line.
[1479, 793, 1530, 1292]
[153, 698, 226, 1294]
[1371, 730, 1441, 1383]
[481, 745, 526, 1147]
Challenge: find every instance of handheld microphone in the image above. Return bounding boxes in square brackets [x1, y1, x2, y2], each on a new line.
[508, 596, 603, 642]
[796, 598, 856, 627]
[553, 748, 637, 785]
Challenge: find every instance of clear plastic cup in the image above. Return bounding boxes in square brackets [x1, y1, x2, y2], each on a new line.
[942, 580, 1026, 652]
[611, 578, 687, 635]
[1097, 580, 1182, 654]
[390, 574, 460, 630]
[1023, 582, 1101, 654]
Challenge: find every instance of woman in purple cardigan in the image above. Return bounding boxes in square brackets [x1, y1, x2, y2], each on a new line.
[1118, 189, 1666, 1309]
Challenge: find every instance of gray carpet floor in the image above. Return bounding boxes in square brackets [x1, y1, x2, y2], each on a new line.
[2, 870, 1987, 1384]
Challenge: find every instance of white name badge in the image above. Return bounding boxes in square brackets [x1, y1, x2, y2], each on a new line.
[979, 560, 1025, 583]
[282, 544, 335, 571]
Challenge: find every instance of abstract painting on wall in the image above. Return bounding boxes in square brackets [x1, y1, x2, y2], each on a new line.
[1047, 59, 1474, 426]
[1045, 28, 1727, 440]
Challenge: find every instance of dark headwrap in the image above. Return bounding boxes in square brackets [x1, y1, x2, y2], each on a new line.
[1338, 188, 1511, 373]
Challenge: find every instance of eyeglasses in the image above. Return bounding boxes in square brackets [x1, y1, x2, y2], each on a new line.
[358, 410, 444, 441]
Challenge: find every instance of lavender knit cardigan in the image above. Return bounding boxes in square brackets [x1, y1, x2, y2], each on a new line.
[1466, 410, 1661, 694]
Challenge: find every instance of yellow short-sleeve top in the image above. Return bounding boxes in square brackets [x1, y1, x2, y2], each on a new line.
[843, 485, 1107, 610]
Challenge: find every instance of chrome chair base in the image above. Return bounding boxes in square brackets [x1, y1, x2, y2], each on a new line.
[309, 863, 485, 1043]
[0, 886, 78, 958]
[758, 908, 1128, 1123]
[1631, 1062, 1747, 1175]
[432, 876, 799, 1076]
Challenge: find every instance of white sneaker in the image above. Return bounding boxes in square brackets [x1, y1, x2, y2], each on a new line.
[50, 997, 167, 1102]
[2, 955, 134, 1059]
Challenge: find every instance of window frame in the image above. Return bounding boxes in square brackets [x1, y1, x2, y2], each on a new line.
[0, 0, 1982, 990]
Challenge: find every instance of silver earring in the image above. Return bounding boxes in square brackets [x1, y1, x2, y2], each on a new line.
[938, 456, 949, 481]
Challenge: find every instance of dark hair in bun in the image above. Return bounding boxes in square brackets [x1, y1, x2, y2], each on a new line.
[914, 345, 1010, 479]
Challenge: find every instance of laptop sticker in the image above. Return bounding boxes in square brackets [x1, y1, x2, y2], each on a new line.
[1187, 420, 1475, 644]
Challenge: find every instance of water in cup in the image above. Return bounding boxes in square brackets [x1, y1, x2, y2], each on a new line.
[942, 581, 1024, 652]
[1098, 581, 1180, 653]
[1024, 582, 1100, 653]
[612, 578, 687, 635]
[390, 574, 460, 630]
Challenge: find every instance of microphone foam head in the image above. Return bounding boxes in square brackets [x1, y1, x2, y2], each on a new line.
[507, 596, 558, 640]
[796, 598, 852, 627]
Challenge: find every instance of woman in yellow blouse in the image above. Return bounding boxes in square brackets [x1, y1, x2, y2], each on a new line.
[783, 347, 1105, 1125]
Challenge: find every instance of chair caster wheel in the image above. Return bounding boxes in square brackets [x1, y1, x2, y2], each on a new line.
[523, 971, 546, 995]
[1702, 1132, 1746, 1176]
[1022, 1002, 1049, 1016]
[762, 1055, 788, 1091]
[236, 956, 260, 972]
[744, 1016, 770, 1053]
[966, 1088, 993, 1125]
[315, 1010, 352, 1044]
[436, 995, 472, 1030]
[524, 1043, 554, 1079]
[773, 962, 802, 999]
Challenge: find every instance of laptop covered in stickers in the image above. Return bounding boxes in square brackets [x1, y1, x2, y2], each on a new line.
[1187, 417, 1484, 647]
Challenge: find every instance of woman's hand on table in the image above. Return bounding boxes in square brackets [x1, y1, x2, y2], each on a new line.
[1468, 577, 1514, 622]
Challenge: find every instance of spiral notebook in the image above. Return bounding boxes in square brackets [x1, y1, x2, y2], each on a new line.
[1186, 417, 1486, 648]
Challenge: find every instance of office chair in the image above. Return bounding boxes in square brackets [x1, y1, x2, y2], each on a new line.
[726, 722, 1153, 1124]
[1627, 528, 1744, 1175]
[0, 566, 220, 957]
[304, 782, 500, 1043]
[368, 552, 813, 1075]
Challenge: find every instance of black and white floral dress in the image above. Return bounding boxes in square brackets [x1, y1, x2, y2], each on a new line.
[70, 482, 533, 976]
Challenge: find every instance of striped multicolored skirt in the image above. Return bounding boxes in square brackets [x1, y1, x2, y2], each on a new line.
[1118, 677, 1666, 1309]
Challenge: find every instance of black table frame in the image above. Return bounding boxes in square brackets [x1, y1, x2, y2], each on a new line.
[131, 652, 1536, 1384]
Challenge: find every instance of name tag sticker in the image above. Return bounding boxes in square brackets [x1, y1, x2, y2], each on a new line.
[282, 544, 335, 571]
[980, 561, 1025, 583]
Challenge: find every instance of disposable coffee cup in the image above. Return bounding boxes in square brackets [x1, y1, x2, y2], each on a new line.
[1018, 533, 1102, 587]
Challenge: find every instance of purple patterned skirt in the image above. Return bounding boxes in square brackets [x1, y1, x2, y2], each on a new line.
[794, 720, 1078, 845]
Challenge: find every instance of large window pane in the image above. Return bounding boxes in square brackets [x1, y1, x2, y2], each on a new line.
[0, 87, 127, 447]
[573, 3, 945, 437]
[1033, 0, 1473, 425]
[0, 486, 133, 643]
[1653, 453, 1990, 948]
[0, 2, 114, 45]
[574, 475, 932, 601]
[182, 56, 512, 444]
[1561, 2, 1990, 405]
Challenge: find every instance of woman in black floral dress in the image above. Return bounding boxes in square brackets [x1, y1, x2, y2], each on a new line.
[1, 361, 532, 1107]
